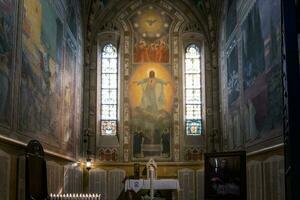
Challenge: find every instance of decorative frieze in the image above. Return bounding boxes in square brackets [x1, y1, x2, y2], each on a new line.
[159, 1, 173, 11]
[98, 148, 119, 161]
[183, 23, 202, 33]
[130, 1, 142, 11]
[124, 36, 130, 54]
[173, 58, 179, 77]
[124, 58, 130, 76]
[124, 102, 130, 122]
[185, 147, 203, 161]
[124, 149, 129, 162]
[173, 38, 178, 54]
[120, 21, 129, 32]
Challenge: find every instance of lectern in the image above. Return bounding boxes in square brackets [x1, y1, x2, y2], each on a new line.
[25, 140, 48, 200]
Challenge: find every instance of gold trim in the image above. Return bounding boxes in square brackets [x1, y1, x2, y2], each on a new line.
[0, 134, 76, 162]
[246, 143, 284, 156]
[93, 161, 204, 166]
[0, 134, 27, 146]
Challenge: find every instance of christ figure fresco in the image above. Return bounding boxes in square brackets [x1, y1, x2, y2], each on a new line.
[134, 70, 169, 112]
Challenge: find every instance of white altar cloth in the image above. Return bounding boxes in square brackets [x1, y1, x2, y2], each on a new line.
[125, 179, 180, 193]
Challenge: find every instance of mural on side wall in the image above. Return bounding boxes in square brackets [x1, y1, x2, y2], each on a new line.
[227, 44, 239, 107]
[21, 0, 62, 139]
[241, 0, 282, 140]
[225, 0, 237, 40]
[0, 0, 15, 126]
[63, 38, 76, 151]
[66, 0, 77, 38]
[131, 6, 171, 63]
[19, 0, 79, 155]
[226, 42, 241, 148]
[129, 64, 174, 159]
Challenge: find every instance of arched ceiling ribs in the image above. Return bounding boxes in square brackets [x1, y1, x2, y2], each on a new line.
[115, 2, 185, 35]
[81, 0, 223, 64]
[195, 0, 223, 52]
[89, 0, 206, 38]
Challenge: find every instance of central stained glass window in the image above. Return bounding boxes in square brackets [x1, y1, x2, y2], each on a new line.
[185, 44, 203, 135]
[100, 44, 118, 136]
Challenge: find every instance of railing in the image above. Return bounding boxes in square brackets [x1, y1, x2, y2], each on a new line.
[49, 194, 101, 200]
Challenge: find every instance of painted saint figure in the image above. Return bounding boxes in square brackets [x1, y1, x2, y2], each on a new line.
[161, 128, 170, 157]
[133, 127, 144, 157]
[0, 2, 14, 119]
[0, 55, 9, 117]
[134, 39, 148, 62]
[134, 70, 168, 112]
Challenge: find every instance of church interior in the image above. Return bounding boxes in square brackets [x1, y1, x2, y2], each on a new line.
[0, 0, 300, 199]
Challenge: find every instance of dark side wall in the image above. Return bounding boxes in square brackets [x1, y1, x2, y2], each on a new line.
[219, 0, 285, 199]
[0, 0, 84, 199]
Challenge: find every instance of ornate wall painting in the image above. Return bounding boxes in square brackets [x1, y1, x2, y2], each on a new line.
[241, 0, 282, 139]
[129, 63, 174, 159]
[62, 38, 76, 152]
[66, 0, 77, 39]
[0, 0, 16, 126]
[20, 0, 63, 144]
[128, 4, 174, 160]
[226, 42, 241, 147]
[131, 5, 171, 63]
[225, 0, 237, 40]
[227, 43, 239, 107]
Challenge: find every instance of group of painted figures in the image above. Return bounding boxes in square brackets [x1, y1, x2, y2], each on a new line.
[134, 39, 169, 63]
[133, 127, 170, 158]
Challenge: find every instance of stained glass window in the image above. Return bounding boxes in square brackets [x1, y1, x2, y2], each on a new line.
[100, 44, 118, 136]
[185, 44, 202, 135]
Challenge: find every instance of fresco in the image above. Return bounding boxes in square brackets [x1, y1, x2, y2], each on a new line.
[0, 0, 15, 126]
[227, 44, 239, 107]
[129, 5, 174, 160]
[20, 0, 64, 141]
[242, 2, 265, 89]
[241, 0, 282, 138]
[225, 0, 237, 40]
[62, 39, 76, 150]
[66, 0, 77, 38]
[131, 6, 171, 63]
[129, 64, 173, 159]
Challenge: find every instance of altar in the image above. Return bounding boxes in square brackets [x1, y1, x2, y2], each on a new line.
[124, 179, 180, 200]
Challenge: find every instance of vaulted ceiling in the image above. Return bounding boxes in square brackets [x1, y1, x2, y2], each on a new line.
[81, 0, 223, 58]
